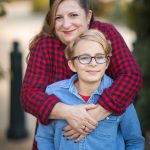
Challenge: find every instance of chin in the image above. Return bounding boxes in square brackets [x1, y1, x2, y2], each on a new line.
[87, 78, 101, 83]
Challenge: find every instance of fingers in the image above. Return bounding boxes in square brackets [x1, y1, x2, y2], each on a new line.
[63, 127, 88, 140]
[84, 104, 98, 110]
[83, 119, 97, 131]
[83, 126, 92, 133]
[63, 125, 72, 131]
[65, 132, 80, 140]
[64, 129, 77, 137]
[65, 104, 98, 134]
[75, 134, 86, 142]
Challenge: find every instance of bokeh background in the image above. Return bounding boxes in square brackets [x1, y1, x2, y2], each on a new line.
[0, 0, 150, 149]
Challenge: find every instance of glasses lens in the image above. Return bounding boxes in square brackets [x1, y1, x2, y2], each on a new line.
[79, 55, 91, 64]
[95, 55, 107, 64]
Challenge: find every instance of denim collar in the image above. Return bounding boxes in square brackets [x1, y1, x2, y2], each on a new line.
[59, 74, 113, 96]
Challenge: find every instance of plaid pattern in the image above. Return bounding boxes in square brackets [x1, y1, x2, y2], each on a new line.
[20, 21, 142, 150]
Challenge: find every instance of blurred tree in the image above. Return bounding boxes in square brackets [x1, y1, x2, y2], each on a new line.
[0, 1, 6, 16]
[0, 0, 5, 77]
[126, 0, 150, 137]
[32, 0, 48, 12]
[0, 64, 4, 79]
[90, 0, 115, 18]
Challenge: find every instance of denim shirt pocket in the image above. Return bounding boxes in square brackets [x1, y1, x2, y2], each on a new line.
[93, 115, 119, 140]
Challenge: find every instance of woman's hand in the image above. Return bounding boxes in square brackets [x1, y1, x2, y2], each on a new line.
[88, 104, 111, 122]
[63, 104, 111, 142]
[63, 125, 87, 142]
[50, 103, 98, 133]
[66, 104, 98, 134]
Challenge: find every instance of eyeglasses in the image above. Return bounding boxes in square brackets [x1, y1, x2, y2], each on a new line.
[72, 54, 109, 64]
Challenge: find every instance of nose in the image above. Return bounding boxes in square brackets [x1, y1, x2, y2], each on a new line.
[62, 17, 71, 29]
[90, 58, 97, 66]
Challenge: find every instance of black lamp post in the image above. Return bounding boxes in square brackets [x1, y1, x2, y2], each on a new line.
[7, 41, 28, 139]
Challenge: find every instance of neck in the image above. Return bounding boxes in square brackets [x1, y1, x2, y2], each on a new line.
[75, 80, 101, 96]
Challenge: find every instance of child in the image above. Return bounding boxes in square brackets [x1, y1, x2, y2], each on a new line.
[35, 29, 144, 150]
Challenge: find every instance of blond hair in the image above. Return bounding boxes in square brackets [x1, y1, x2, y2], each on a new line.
[65, 29, 112, 60]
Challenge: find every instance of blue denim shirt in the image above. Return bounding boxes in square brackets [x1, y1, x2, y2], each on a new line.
[36, 74, 144, 150]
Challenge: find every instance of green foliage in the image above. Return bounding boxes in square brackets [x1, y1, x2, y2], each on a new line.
[32, 0, 48, 12]
[133, 38, 150, 78]
[90, 0, 115, 17]
[126, 0, 150, 36]
[0, 3, 6, 17]
[126, 0, 150, 133]
[133, 39, 150, 132]
[136, 88, 150, 131]
[0, 65, 4, 79]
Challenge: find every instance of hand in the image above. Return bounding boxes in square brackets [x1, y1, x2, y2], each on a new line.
[63, 104, 111, 142]
[66, 104, 98, 134]
[88, 104, 111, 122]
[63, 125, 87, 142]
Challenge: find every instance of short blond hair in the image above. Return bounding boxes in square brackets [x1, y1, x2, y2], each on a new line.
[65, 29, 112, 60]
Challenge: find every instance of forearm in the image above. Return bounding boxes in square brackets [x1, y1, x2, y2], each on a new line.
[20, 39, 61, 124]
[20, 86, 60, 124]
[97, 23, 142, 115]
[98, 68, 142, 115]
[87, 104, 111, 121]
[49, 102, 72, 120]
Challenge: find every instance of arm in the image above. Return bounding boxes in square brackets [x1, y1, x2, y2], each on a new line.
[20, 37, 98, 126]
[119, 104, 145, 150]
[20, 37, 60, 124]
[92, 21, 142, 115]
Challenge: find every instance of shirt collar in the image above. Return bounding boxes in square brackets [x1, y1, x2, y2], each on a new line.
[59, 74, 113, 96]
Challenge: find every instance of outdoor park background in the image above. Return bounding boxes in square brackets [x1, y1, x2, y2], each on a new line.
[0, 0, 150, 149]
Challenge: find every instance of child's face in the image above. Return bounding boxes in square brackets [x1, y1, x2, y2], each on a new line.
[68, 39, 109, 84]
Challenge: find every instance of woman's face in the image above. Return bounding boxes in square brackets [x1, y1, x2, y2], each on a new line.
[54, 0, 92, 45]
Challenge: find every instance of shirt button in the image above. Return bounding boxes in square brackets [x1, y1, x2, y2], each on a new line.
[106, 117, 109, 120]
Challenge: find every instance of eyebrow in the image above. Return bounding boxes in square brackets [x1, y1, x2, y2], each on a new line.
[84, 53, 105, 55]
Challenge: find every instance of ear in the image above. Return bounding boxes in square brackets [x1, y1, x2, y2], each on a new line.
[105, 57, 110, 69]
[68, 60, 77, 72]
[87, 10, 92, 24]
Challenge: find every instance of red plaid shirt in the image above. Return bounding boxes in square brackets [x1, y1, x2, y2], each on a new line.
[20, 21, 142, 150]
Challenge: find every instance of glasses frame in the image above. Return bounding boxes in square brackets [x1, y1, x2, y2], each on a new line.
[72, 54, 109, 64]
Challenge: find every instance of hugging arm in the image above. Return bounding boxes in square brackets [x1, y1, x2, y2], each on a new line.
[64, 22, 143, 140]
[20, 38, 60, 124]
[20, 37, 98, 128]
[93, 22, 142, 115]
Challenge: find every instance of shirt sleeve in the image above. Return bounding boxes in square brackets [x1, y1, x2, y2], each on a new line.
[96, 23, 142, 114]
[20, 38, 60, 124]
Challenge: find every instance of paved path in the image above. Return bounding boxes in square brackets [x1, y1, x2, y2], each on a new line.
[0, 1, 138, 150]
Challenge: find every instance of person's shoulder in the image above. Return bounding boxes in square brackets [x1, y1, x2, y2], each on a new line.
[32, 35, 62, 54]
[46, 79, 70, 91]
[36, 35, 61, 46]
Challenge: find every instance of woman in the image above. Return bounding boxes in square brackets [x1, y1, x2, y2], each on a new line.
[20, 0, 142, 149]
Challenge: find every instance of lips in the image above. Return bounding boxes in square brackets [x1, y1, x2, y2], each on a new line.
[63, 29, 76, 35]
[86, 70, 100, 75]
